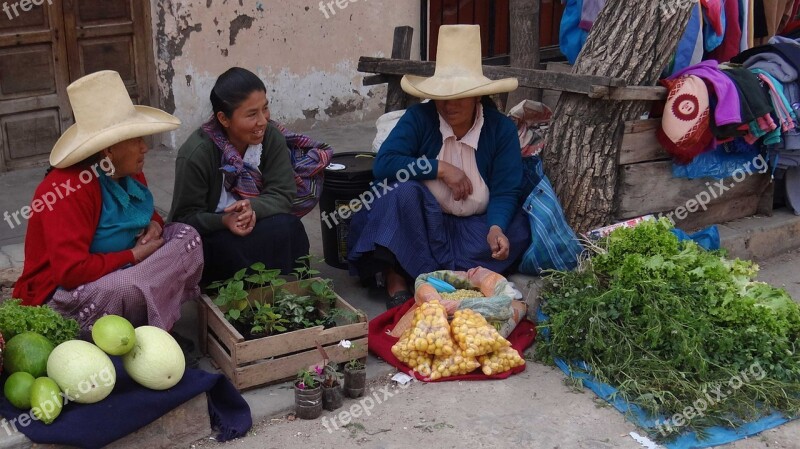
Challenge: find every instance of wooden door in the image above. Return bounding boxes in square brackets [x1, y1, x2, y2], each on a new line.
[0, 0, 152, 172]
[427, 0, 563, 61]
[428, 0, 510, 61]
[62, 0, 151, 105]
[0, 1, 71, 171]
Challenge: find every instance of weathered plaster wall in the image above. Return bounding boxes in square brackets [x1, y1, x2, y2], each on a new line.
[152, 0, 420, 148]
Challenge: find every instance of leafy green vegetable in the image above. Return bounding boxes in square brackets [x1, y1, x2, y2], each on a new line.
[0, 299, 79, 345]
[536, 219, 800, 441]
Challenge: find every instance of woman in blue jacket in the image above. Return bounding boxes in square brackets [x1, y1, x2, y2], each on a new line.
[347, 25, 531, 309]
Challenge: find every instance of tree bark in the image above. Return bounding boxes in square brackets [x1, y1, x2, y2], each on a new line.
[507, 0, 541, 106]
[542, 1, 693, 232]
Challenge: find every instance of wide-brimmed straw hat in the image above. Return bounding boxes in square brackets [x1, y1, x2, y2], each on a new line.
[50, 70, 181, 168]
[401, 25, 518, 100]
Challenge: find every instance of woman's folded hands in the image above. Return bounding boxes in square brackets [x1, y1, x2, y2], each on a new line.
[222, 199, 256, 237]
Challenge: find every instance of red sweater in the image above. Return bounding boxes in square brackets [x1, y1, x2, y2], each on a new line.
[13, 167, 163, 306]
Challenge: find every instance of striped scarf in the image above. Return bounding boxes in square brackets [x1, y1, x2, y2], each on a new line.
[202, 116, 263, 199]
[270, 120, 334, 217]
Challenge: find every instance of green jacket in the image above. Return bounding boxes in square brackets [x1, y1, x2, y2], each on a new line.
[168, 124, 296, 235]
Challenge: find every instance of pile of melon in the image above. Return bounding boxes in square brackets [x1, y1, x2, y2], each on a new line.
[2, 316, 187, 424]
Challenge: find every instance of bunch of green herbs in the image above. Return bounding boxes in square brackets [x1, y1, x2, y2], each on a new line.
[536, 218, 800, 441]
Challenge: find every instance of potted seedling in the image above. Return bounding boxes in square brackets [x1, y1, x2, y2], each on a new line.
[340, 340, 367, 398]
[320, 362, 344, 411]
[294, 366, 323, 420]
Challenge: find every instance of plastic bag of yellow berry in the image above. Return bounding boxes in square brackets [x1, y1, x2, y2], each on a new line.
[391, 329, 435, 377]
[430, 348, 481, 380]
[478, 346, 526, 375]
[451, 308, 511, 357]
[407, 300, 456, 357]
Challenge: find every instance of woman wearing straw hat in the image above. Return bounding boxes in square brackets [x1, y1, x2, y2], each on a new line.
[347, 25, 531, 309]
[13, 71, 204, 338]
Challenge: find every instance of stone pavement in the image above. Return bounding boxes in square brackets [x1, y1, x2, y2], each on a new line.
[0, 118, 799, 448]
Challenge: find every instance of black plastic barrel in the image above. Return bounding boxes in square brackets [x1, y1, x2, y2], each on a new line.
[320, 152, 375, 269]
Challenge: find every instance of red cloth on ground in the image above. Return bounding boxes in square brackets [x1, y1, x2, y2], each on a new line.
[13, 167, 162, 306]
[368, 299, 537, 382]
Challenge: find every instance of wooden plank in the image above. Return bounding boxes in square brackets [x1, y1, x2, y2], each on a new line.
[619, 121, 670, 165]
[495, 0, 510, 55]
[672, 194, 762, 232]
[474, 0, 491, 58]
[236, 322, 368, 363]
[200, 294, 243, 353]
[206, 332, 236, 386]
[197, 298, 208, 355]
[0, 94, 60, 115]
[386, 26, 414, 113]
[430, 0, 443, 60]
[358, 57, 628, 93]
[608, 85, 668, 101]
[443, 0, 458, 24]
[0, 30, 53, 47]
[624, 119, 659, 134]
[363, 74, 390, 86]
[234, 338, 369, 391]
[539, 0, 555, 47]
[457, 0, 474, 23]
[616, 161, 771, 219]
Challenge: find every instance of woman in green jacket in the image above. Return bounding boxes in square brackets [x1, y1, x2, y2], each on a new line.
[169, 67, 310, 283]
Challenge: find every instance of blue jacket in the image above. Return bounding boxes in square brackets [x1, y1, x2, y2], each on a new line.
[373, 101, 522, 231]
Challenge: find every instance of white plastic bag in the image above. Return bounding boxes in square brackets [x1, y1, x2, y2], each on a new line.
[372, 110, 406, 153]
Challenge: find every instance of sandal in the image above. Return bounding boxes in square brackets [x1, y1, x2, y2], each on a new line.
[386, 290, 413, 310]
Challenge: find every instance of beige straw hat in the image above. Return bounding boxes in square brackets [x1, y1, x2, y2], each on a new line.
[401, 25, 518, 100]
[50, 70, 181, 168]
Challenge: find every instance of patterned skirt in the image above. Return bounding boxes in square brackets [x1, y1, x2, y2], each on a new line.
[49, 223, 204, 338]
[347, 181, 530, 280]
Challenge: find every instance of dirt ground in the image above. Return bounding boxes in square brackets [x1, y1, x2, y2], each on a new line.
[189, 357, 799, 449]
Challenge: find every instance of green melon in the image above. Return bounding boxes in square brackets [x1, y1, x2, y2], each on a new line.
[3, 372, 35, 409]
[4, 332, 54, 378]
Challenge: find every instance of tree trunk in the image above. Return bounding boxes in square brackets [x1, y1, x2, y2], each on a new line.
[542, 1, 693, 232]
[507, 0, 541, 106]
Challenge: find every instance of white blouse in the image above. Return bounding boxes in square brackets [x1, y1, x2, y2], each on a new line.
[423, 104, 490, 216]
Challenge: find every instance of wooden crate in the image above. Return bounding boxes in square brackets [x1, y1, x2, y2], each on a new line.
[197, 279, 368, 391]
[615, 119, 773, 231]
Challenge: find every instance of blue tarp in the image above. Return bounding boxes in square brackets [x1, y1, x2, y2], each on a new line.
[539, 312, 794, 449]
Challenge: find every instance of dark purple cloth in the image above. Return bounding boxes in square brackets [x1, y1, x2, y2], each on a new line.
[346, 181, 530, 280]
[200, 212, 310, 284]
[0, 358, 251, 448]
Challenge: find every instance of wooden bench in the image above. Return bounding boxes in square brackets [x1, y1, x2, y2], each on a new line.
[359, 27, 773, 231]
